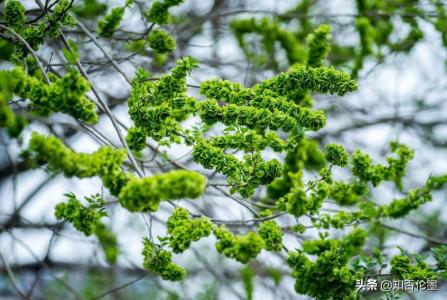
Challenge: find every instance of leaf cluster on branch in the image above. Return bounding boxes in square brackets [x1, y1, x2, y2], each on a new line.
[1, 0, 447, 299]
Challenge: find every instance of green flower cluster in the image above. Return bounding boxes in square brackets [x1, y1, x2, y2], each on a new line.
[95, 222, 119, 264]
[142, 237, 186, 281]
[198, 99, 298, 132]
[267, 139, 326, 199]
[146, 0, 184, 25]
[287, 228, 367, 299]
[127, 57, 198, 143]
[4, 0, 75, 57]
[166, 207, 212, 253]
[209, 130, 286, 153]
[73, 0, 107, 18]
[351, 142, 414, 189]
[277, 186, 310, 218]
[258, 220, 283, 252]
[213, 225, 265, 264]
[317, 210, 367, 229]
[325, 143, 349, 167]
[306, 24, 332, 67]
[5, 0, 26, 29]
[7, 68, 98, 124]
[329, 180, 368, 206]
[276, 168, 331, 217]
[391, 254, 437, 280]
[0, 91, 26, 137]
[258, 65, 357, 97]
[231, 17, 306, 67]
[119, 170, 206, 212]
[382, 174, 447, 218]
[352, 17, 375, 77]
[276, 150, 383, 219]
[54, 193, 119, 264]
[24, 133, 129, 196]
[127, 57, 356, 197]
[44, 0, 77, 38]
[0, 103, 23, 136]
[25, 133, 207, 213]
[314, 173, 447, 228]
[200, 65, 357, 131]
[148, 29, 176, 54]
[125, 126, 147, 152]
[193, 140, 282, 197]
[229, 0, 438, 77]
[97, 0, 135, 37]
[55, 193, 107, 236]
[352, 0, 424, 76]
[200, 78, 252, 105]
[97, 6, 125, 37]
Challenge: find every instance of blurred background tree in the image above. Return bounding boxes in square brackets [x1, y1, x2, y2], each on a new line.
[1, 0, 447, 299]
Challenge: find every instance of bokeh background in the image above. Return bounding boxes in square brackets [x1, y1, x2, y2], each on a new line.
[1, 0, 447, 299]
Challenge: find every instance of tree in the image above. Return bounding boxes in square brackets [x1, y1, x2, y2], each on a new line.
[0, 0, 447, 299]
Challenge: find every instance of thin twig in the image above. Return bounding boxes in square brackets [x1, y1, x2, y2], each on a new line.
[379, 222, 447, 246]
[73, 17, 132, 85]
[0, 251, 26, 298]
[59, 32, 144, 177]
[89, 273, 147, 300]
[0, 24, 50, 84]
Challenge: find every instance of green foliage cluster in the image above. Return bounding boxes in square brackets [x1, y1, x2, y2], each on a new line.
[146, 0, 184, 25]
[0, 97, 23, 136]
[325, 143, 349, 167]
[73, 0, 107, 18]
[213, 225, 265, 264]
[166, 207, 212, 253]
[96, 0, 134, 37]
[287, 228, 367, 299]
[55, 192, 107, 236]
[258, 220, 283, 252]
[327, 180, 368, 206]
[5, 0, 26, 29]
[313, 172, 447, 229]
[161, 212, 283, 266]
[276, 167, 332, 218]
[306, 24, 332, 67]
[119, 0, 183, 57]
[209, 129, 287, 152]
[24, 133, 207, 213]
[386, 246, 447, 281]
[390, 254, 436, 280]
[97, 6, 125, 37]
[127, 56, 356, 197]
[2, 1, 447, 298]
[229, 0, 447, 76]
[241, 266, 255, 300]
[142, 237, 186, 281]
[0, 75, 27, 137]
[125, 126, 147, 152]
[231, 17, 307, 67]
[3, 0, 75, 58]
[55, 193, 119, 264]
[257, 65, 357, 97]
[382, 174, 447, 218]
[351, 142, 414, 189]
[119, 170, 207, 212]
[24, 133, 129, 196]
[148, 29, 176, 54]
[267, 139, 326, 199]
[127, 56, 198, 144]
[192, 140, 283, 197]
[1, 68, 98, 124]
